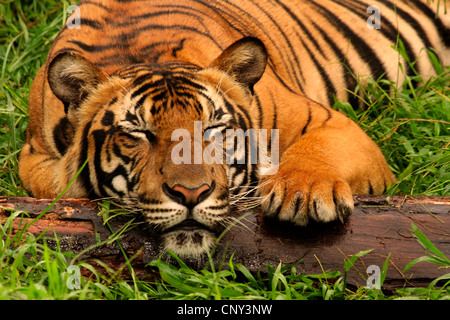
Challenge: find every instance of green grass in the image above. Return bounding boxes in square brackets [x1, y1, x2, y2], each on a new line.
[1, 0, 449, 300]
[334, 48, 450, 196]
[1, 0, 67, 196]
[1, 206, 449, 300]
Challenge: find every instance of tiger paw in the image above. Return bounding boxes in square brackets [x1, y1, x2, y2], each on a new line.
[258, 162, 354, 226]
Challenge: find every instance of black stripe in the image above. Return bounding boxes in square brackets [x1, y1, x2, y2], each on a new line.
[269, 91, 278, 131]
[135, 24, 222, 49]
[205, 202, 229, 211]
[138, 194, 162, 205]
[379, 0, 441, 82]
[92, 129, 109, 196]
[249, 163, 259, 186]
[78, 18, 103, 29]
[301, 103, 312, 135]
[201, 0, 304, 92]
[92, 128, 130, 197]
[79, 121, 96, 198]
[222, 99, 238, 119]
[135, 95, 147, 109]
[276, 0, 325, 58]
[253, 93, 263, 128]
[309, 1, 388, 86]
[158, 2, 243, 35]
[108, 97, 118, 106]
[53, 117, 72, 155]
[101, 110, 115, 126]
[236, 112, 248, 132]
[50, 48, 85, 60]
[368, 181, 374, 195]
[125, 110, 139, 124]
[113, 143, 131, 164]
[131, 81, 160, 99]
[310, 19, 359, 107]
[319, 103, 332, 123]
[132, 73, 155, 87]
[249, 0, 304, 90]
[80, 0, 110, 11]
[296, 35, 336, 107]
[116, 10, 205, 26]
[277, 0, 357, 104]
[172, 38, 186, 58]
[336, 0, 417, 77]
[140, 41, 179, 54]
[68, 40, 120, 53]
[405, 0, 450, 47]
[170, 75, 207, 92]
[230, 164, 248, 187]
[266, 61, 301, 93]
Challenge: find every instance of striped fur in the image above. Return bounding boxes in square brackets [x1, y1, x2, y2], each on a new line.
[49, 0, 449, 106]
[19, 0, 448, 257]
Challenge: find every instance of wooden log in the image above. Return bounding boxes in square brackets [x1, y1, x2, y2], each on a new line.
[1, 195, 449, 290]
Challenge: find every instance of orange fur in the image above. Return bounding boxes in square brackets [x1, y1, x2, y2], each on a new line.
[18, 0, 448, 255]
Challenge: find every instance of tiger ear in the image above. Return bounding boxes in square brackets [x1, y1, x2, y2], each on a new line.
[48, 52, 107, 112]
[210, 37, 268, 92]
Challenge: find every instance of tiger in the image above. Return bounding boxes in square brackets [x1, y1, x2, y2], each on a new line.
[19, 0, 449, 258]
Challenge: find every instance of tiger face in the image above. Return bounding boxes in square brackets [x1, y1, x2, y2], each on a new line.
[46, 38, 268, 257]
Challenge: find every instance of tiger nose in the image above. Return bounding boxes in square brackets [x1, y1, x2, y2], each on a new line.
[163, 181, 215, 207]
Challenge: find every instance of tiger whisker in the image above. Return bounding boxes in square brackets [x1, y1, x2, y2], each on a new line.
[217, 213, 258, 238]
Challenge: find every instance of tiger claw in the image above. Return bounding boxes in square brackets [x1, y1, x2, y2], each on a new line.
[258, 167, 354, 226]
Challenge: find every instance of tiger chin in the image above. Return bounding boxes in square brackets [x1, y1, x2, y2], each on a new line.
[162, 229, 216, 258]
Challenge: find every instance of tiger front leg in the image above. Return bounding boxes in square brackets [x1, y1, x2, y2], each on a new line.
[258, 122, 396, 226]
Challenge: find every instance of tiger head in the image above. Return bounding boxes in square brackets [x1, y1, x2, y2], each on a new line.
[47, 38, 268, 257]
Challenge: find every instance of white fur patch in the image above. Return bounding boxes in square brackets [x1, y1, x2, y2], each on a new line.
[162, 229, 215, 258]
